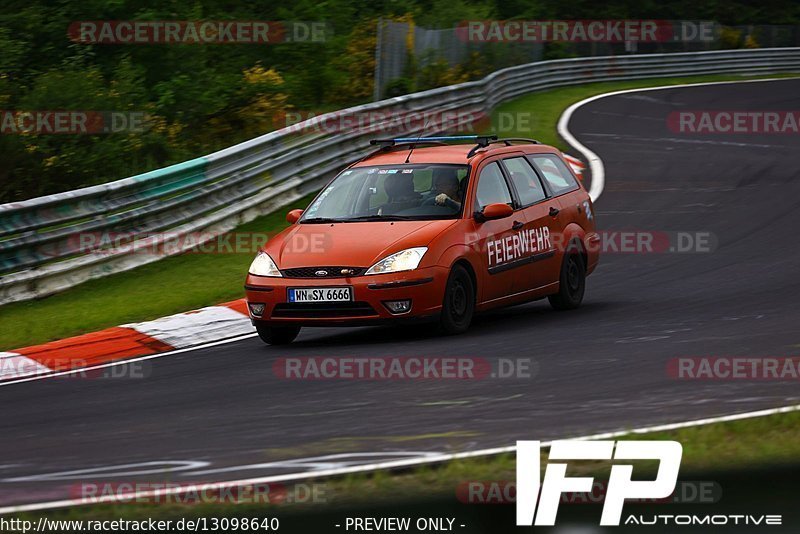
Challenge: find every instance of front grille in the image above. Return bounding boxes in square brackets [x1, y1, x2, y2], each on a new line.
[281, 266, 365, 278]
[272, 302, 378, 318]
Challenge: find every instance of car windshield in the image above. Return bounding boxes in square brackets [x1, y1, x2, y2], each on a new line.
[300, 164, 470, 222]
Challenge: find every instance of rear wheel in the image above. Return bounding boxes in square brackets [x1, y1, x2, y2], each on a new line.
[256, 324, 301, 345]
[439, 265, 475, 335]
[548, 253, 586, 310]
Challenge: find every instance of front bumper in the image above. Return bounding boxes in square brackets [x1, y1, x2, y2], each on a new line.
[244, 266, 449, 327]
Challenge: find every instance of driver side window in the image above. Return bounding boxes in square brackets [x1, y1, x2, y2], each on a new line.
[475, 162, 513, 210]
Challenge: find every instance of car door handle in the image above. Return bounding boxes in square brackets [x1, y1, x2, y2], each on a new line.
[512, 220, 524, 230]
[549, 207, 560, 217]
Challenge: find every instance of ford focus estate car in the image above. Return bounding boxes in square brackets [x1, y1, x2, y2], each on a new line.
[244, 135, 599, 344]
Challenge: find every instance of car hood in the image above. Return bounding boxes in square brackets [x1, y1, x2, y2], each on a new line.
[268, 220, 457, 269]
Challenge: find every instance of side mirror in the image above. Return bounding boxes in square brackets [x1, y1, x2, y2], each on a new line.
[286, 209, 303, 224]
[476, 203, 513, 222]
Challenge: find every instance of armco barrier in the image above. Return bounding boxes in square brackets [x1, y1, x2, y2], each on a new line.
[1, 48, 799, 305]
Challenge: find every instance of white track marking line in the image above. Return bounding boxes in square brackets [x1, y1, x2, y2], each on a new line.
[4, 461, 212, 482]
[1, 403, 797, 515]
[556, 76, 800, 203]
[0, 332, 257, 387]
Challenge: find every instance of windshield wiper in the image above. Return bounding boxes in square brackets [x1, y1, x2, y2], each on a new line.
[339, 215, 416, 222]
[301, 217, 343, 224]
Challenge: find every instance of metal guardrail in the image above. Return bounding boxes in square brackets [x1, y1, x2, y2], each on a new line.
[1, 48, 799, 305]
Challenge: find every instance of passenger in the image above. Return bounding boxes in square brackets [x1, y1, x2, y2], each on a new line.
[380, 173, 421, 214]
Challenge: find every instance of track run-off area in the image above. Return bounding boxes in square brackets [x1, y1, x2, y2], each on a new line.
[2, 78, 799, 512]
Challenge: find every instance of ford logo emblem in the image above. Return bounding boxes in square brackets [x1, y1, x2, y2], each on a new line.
[315, 270, 328, 276]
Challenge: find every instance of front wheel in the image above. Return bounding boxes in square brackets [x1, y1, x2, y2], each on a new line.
[439, 265, 475, 335]
[256, 324, 301, 345]
[548, 253, 586, 310]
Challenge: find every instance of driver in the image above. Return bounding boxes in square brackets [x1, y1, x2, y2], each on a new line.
[424, 169, 462, 211]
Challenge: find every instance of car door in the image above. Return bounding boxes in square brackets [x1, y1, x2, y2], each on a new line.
[528, 153, 590, 229]
[470, 159, 523, 303]
[500, 156, 565, 291]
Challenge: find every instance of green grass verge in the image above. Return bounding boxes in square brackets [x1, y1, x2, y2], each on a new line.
[11, 409, 799, 521]
[2, 72, 798, 350]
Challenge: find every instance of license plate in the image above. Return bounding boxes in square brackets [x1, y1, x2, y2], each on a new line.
[288, 287, 353, 303]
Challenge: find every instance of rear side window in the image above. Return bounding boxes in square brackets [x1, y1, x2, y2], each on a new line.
[475, 162, 512, 210]
[529, 155, 579, 196]
[503, 157, 546, 206]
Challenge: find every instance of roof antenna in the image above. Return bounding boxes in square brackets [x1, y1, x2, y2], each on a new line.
[404, 131, 425, 164]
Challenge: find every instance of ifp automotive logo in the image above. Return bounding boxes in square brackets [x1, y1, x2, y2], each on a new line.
[516, 440, 784, 528]
[516, 440, 682, 526]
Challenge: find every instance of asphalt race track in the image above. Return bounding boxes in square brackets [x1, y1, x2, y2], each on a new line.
[2, 78, 800, 509]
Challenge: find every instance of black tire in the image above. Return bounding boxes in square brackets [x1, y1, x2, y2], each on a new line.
[439, 265, 475, 335]
[548, 253, 586, 311]
[255, 324, 301, 345]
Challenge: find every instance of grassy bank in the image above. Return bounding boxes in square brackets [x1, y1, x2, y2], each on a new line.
[2, 72, 798, 350]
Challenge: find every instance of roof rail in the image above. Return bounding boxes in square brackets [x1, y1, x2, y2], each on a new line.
[493, 137, 540, 146]
[369, 135, 497, 149]
[368, 140, 447, 152]
[466, 137, 540, 158]
[366, 135, 501, 161]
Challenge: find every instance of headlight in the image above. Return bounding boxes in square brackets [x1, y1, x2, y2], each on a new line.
[365, 247, 427, 275]
[248, 251, 282, 277]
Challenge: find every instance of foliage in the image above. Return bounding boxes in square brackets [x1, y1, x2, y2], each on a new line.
[719, 26, 745, 48]
[384, 77, 413, 98]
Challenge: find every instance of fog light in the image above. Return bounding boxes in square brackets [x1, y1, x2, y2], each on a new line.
[383, 300, 411, 314]
[248, 303, 266, 317]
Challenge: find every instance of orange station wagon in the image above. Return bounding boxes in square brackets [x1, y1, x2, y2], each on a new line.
[244, 136, 599, 344]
